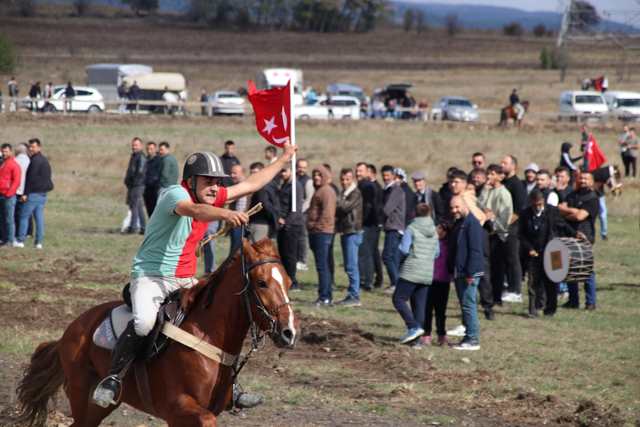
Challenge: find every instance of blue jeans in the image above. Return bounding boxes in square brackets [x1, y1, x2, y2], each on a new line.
[17, 193, 47, 244]
[203, 221, 219, 273]
[392, 278, 429, 330]
[382, 230, 402, 287]
[341, 232, 363, 300]
[598, 196, 607, 238]
[309, 232, 334, 301]
[454, 276, 480, 342]
[229, 226, 242, 257]
[0, 194, 17, 243]
[568, 272, 597, 307]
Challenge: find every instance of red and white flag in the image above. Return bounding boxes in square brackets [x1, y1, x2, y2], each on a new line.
[247, 80, 291, 147]
[585, 134, 607, 171]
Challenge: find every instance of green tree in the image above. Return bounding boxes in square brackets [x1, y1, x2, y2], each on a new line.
[539, 47, 551, 69]
[123, 0, 159, 16]
[403, 8, 414, 32]
[533, 23, 547, 37]
[503, 21, 523, 36]
[0, 34, 16, 74]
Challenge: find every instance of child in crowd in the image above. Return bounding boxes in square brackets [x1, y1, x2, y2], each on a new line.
[421, 225, 451, 346]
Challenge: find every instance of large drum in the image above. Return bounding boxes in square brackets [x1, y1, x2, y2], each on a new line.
[543, 238, 594, 283]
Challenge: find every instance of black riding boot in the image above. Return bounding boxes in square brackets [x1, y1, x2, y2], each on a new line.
[93, 321, 146, 408]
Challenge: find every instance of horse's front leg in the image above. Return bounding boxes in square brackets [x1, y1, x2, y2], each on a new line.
[166, 394, 217, 427]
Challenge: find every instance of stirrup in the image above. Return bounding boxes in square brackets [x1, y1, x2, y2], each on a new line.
[92, 375, 122, 408]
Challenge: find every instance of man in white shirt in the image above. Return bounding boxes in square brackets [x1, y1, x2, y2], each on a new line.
[536, 169, 559, 207]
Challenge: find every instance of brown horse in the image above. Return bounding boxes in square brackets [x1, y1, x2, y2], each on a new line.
[15, 238, 298, 427]
[499, 100, 529, 127]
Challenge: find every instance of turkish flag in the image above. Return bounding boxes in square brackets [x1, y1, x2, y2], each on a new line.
[247, 80, 291, 147]
[585, 134, 607, 171]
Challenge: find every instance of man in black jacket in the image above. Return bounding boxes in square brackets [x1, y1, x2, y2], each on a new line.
[356, 162, 378, 291]
[124, 137, 146, 234]
[15, 138, 53, 249]
[248, 162, 280, 242]
[220, 140, 241, 187]
[500, 155, 527, 303]
[411, 171, 445, 225]
[143, 142, 161, 216]
[520, 190, 577, 317]
[277, 164, 304, 290]
[368, 163, 385, 288]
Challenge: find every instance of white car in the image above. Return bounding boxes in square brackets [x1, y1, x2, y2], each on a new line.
[604, 91, 640, 121]
[558, 91, 608, 121]
[209, 91, 245, 115]
[28, 86, 105, 113]
[432, 96, 479, 122]
[295, 95, 360, 120]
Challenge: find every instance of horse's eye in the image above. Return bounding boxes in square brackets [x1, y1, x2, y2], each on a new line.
[257, 280, 268, 289]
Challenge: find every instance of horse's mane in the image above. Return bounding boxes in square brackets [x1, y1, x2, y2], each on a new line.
[179, 238, 281, 312]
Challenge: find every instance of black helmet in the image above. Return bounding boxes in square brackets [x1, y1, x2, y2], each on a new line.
[183, 152, 228, 181]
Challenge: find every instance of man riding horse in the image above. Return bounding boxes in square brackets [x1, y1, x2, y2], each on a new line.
[510, 88, 525, 122]
[93, 143, 297, 409]
[499, 89, 528, 126]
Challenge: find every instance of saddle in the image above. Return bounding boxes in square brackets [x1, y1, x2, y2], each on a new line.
[92, 283, 186, 361]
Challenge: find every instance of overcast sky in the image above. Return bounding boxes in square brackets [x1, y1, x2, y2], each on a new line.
[401, 0, 639, 24]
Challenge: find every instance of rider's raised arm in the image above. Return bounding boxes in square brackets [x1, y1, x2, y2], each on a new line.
[226, 143, 297, 202]
[175, 199, 234, 222]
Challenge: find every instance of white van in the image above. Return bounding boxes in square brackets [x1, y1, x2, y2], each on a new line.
[256, 68, 304, 106]
[604, 91, 640, 121]
[558, 91, 608, 121]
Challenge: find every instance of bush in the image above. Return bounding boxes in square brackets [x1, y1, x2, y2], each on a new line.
[540, 47, 551, 69]
[503, 21, 523, 37]
[533, 23, 547, 37]
[0, 35, 16, 74]
[446, 14, 460, 37]
[16, 0, 36, 17]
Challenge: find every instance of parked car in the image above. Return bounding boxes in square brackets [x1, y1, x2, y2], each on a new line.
[208, 91, 245, 115]
[326, 83, 368, 114]
[25, 86, 105, 113]
[295, 95, 360, 120]
[432, 96, 479, 122]
[604, 91, 640, 121]
[558, 91, 608, 121]
[123, 72, 187, 113]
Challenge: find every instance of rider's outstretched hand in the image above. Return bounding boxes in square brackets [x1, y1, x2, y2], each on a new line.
[280, 142, 298, 162]
[225, 210, 249, 227]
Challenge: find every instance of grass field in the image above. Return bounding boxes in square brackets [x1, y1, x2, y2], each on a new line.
[0, 113, 638, 426]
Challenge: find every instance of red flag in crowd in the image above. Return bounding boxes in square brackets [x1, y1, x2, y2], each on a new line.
[585, 133, 607, 171]
[247, 80, 291, 147]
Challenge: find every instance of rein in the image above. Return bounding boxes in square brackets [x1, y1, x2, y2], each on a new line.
[232, 226, 287, 381]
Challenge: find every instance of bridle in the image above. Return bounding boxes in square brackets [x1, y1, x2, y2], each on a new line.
[232, 225, 291, 380]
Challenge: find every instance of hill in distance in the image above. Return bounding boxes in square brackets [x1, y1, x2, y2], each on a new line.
[392, 1, 640, 33]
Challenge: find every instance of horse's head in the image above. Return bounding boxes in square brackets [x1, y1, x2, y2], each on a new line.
[522, 100, 530, 111]
[240, 238, 299, 349]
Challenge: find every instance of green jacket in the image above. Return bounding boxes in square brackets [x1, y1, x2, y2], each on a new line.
[399, 216, 438, 285]
[159, 154, 179, 188]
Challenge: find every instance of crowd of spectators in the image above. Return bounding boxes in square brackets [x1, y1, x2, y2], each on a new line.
[0, 138, 54, 249]
[117, 129, 612, 352]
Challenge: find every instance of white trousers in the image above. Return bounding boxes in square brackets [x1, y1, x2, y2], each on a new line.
[130, 276, 197, 336]
[514, 103, 525, 120]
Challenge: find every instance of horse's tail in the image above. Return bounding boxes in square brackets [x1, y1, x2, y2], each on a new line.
[15, 340, 64, 427]
[499, 107, 507, 125]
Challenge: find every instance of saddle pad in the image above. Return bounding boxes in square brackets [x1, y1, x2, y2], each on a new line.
[92, 304, 133, 350]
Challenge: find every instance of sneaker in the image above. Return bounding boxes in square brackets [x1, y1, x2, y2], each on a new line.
[12, 241, 24, 248]
[502, 292, 523, 303]
[601, 235, 608, 241]
[562, 301, 579, 309]
[296, 262, 309, 271]
[484, 308, 495, 321]
[585, 304, 596, 311]
[448, 325, 466, 337]
[290, 283, 302, 292]
[233, 384, 264, 409]
[399, 327, 425, 344]
[437, 335, 448, 346]
[35, 243, 43, 249]
[383, 286, 396, 295]
[453, 339, 480, 351]
[314, 298, 332, 307]
[336, 296, 362, 307]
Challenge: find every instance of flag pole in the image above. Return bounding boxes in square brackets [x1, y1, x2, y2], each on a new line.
[290, 80, 297, 213]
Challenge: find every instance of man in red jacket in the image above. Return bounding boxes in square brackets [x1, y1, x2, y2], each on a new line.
[0, 144, 21, 246]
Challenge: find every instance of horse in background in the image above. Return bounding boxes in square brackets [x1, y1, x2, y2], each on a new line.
[499, 100, 529, 127]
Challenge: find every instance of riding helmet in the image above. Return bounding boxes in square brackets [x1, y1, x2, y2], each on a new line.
[183, 152, 229, 180]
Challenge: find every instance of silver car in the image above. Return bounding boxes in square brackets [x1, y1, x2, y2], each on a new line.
[208, 91, 245, 115]
[434, 96, 479, 122]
